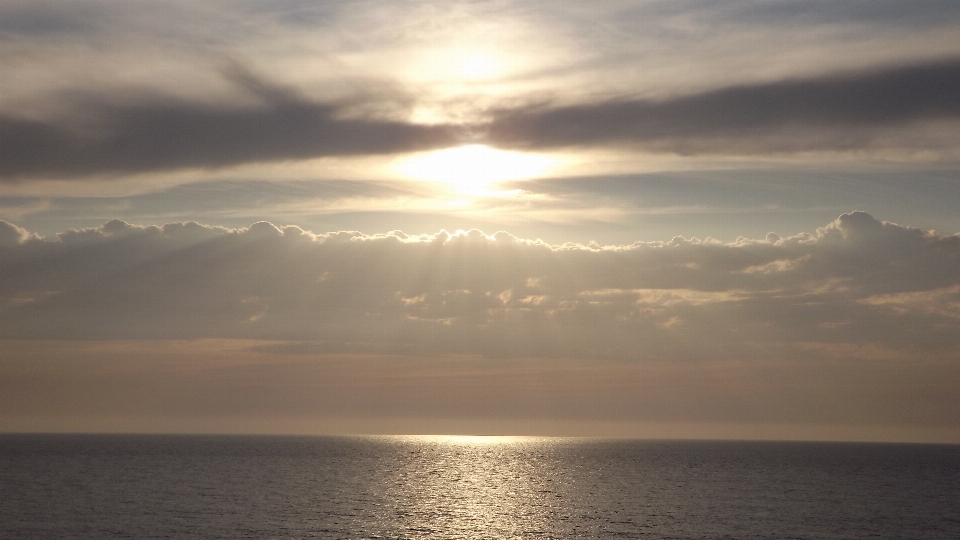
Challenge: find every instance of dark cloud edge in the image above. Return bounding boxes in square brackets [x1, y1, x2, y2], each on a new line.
[3, 57, 960, 181]
[485, 57, 960, 151]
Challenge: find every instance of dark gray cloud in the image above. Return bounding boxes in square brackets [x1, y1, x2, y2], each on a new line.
[6, 57, 960, 180]
[486, 58, 960, 153]
[2, 213, 959, 361]
[724, 0, 960, 28]
[0, 1, 120, 38]
[0, 71, 460, 180]
[616, 0, 960, 30]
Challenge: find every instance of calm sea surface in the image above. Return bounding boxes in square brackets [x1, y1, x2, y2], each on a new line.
[1, 434, 959, 539]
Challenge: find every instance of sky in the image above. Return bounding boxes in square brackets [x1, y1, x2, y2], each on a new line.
[2, 0, 960, 442]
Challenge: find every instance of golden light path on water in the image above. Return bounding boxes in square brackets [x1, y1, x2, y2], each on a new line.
[379, 435, 567, 537]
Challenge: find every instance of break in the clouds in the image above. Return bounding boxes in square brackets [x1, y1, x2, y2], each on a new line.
[2, 213, 959, 362]
[4, 0, 960, 182]
[2, 58, 960, 180]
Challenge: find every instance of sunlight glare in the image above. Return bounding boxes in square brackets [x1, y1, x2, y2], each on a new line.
[396, 145, 553, 195]
[413, 435, 532, 445]
[459, 52, 496, 79]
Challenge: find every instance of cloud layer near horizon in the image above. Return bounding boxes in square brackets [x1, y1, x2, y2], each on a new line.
[3, 212, 959, 362]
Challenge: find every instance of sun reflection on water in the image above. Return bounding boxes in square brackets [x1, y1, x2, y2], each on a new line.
[380, 435, 568, 538]
[411, 435, 532, 445]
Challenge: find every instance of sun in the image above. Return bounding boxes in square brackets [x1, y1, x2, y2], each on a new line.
[459, 52, 496, 79]
[395, 145, 553, 194]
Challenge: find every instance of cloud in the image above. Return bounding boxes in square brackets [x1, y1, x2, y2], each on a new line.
[2, 212, 959, 361]
[6, 52, 960, 181]
[720, 0, 960, 28]
[485, 58, 960, 154]
[0, 220, 33, 246]
[2, 1, 960, 183]
[0, 68, 460, 180]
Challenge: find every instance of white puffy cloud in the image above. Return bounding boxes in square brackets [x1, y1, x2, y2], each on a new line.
[0, 220, 33, 246]
[2, 212, 959, 361]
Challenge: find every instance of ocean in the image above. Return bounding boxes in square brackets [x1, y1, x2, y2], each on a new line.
[1, 434, 958, 539]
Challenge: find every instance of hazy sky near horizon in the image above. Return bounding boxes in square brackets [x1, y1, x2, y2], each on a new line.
[2, 0, 960, 441]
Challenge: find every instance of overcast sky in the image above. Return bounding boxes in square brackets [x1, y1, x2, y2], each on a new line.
[2, 0, 960, 441]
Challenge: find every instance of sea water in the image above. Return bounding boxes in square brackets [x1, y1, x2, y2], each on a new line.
[1, 434, 958, 539]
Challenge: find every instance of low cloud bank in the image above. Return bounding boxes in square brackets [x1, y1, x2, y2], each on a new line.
[1, 212, 959, 361]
